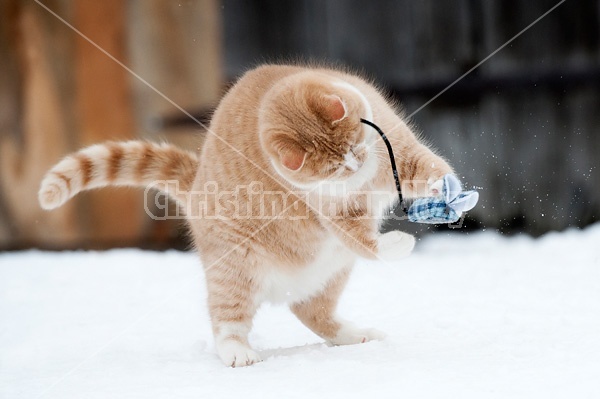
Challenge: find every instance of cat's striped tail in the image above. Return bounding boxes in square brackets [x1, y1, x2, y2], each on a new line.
[39, 141, 199, 210]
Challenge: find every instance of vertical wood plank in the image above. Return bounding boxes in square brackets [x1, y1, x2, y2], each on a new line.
[128, 0, 223, 127]
[0, 0, 80, 249]
[72, 0, 143, 246]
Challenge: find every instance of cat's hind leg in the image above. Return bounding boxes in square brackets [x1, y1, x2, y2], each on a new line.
[203, 251, 262, 367]
[290, 267, 385, 345]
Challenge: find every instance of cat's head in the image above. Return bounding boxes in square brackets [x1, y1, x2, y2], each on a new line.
[259, 73, 378, 193]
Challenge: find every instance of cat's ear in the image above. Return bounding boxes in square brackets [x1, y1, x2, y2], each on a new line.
[313, 94, 347, 124]
[273, 136, 306, 171]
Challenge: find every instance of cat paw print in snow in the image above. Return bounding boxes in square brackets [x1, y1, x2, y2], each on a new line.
[407, 174, 479, 224]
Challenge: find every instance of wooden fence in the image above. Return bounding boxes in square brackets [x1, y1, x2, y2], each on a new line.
[222, 0, 600, 235]
[1, 0, 598, 250]
[0, 0, 221, 250]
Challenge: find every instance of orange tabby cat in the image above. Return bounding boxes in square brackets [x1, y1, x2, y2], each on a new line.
[39, 64, 453, 367]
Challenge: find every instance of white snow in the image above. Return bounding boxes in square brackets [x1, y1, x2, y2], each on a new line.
[1, 225, 600, 398]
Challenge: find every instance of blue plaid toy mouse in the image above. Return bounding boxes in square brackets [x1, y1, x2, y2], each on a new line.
[407, 174, 479, 224]
[359, 118, 478, 225]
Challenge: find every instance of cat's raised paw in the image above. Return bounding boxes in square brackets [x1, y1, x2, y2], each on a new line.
[428, 178, 444, 197]
[377, 231, 415, 262]
[217, 340, 262, 368]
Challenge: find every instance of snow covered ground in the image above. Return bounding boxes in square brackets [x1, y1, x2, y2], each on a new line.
[1, 225, 599, 399]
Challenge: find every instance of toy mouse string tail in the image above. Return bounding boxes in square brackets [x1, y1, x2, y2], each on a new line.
[360, 118, 407, 214]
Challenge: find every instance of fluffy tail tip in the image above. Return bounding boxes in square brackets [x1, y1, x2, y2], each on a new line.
[38, 177, 68, 210]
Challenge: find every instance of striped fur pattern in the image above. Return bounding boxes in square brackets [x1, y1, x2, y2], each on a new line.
[39, 141, 199, 209]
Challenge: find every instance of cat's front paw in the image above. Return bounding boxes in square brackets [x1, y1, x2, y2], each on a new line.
[427, 177, 444, 197]
[329, 323, 387, 345]
[377, 231, 415, 262]
[217, 339, 262, 367]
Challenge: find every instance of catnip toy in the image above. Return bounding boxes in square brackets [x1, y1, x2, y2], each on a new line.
[407, 173, 479, 224]
[360, 119, 479, 224]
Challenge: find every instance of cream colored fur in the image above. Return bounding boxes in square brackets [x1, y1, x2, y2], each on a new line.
[38, 64, 453, 367]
